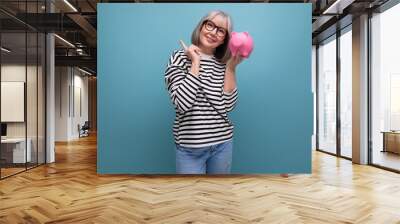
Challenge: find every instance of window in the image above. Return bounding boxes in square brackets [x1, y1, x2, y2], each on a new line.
[371, 2, 400, 171]
[339, 27, 352, 158]
[317, 35, 337, 154]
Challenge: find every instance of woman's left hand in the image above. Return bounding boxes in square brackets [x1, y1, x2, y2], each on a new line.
[227, 55, 244, 72]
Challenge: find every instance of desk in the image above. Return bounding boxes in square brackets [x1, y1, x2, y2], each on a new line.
[381, 131, 400, 154]
[1, 138, 32, 163]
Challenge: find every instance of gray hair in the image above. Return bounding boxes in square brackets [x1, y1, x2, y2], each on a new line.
[191, 10, 233, 63]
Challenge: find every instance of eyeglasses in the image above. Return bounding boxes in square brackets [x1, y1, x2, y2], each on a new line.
[203, 20, 227, 38]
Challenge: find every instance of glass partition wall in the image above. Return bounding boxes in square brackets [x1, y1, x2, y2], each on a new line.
[0, 1, 46, 179]
[316, 0, 400, 172]
[316, 26, 353, 159]
[317, 35, 337, 155]
[370, 3, 400, 172]
[0, 30, 27, 177]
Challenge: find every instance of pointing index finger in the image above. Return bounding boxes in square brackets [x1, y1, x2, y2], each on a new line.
[179, 40, 188, 50]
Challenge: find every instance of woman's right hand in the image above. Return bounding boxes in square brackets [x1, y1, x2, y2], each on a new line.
[185, 44, 201, 65]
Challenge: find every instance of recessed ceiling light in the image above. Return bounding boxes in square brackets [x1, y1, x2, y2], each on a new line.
[78, 67, 92, 76]
[1, 47, 11, 53]
[322, 0, 354, 15]
[63, 0, 78, 12]
[54, 34, 75, 48]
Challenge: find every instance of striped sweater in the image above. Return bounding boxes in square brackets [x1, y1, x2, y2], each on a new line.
[164, 49, 238, 148]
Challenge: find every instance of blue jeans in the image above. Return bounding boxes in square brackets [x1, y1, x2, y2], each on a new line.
[175, 139, 233, 174]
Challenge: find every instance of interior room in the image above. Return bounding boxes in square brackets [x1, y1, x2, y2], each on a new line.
[0, 0, 399, 223]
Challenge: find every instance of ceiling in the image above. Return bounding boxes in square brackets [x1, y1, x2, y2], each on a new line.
[0, 0, 392, 75]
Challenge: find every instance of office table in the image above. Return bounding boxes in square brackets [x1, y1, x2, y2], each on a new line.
[1, 138, 32, 164]
[381, 131, 400, 154]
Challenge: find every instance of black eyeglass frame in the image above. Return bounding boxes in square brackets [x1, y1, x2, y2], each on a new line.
[202, 20, 227, 38]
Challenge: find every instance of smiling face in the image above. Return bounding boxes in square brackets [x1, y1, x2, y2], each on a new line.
[198, 15, 228, 55]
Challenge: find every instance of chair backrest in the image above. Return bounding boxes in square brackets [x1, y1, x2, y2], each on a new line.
[82, 121, 90, 129]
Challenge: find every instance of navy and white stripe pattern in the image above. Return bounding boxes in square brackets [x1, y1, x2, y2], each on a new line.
[165, 49, 238, 148]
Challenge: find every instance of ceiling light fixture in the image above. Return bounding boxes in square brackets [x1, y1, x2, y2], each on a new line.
[323, 0, 341, 14]
[78, 67, 93, 76]
[54, 34, 75, 48]
[322, 0, 353, 15]
[63, 0, 78, 12]
[1, 47, 11, 53]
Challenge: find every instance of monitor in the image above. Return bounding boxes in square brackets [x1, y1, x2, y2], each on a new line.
[1, 123, 7, 137]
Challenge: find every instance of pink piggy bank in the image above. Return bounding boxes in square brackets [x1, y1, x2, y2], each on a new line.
[228, 31, 254, 58]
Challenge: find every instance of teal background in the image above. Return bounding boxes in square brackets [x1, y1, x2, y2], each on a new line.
[98, 3, 312, 174]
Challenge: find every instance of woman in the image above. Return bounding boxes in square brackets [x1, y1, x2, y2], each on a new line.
[165, 10, 243, 174]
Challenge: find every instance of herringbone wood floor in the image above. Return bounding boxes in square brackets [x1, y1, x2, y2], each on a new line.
[1, 134, 400, 224]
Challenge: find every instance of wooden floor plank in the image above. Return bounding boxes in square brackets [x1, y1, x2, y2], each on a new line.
[0, 134, 400, 223]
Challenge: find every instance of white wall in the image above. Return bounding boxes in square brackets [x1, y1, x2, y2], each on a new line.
[55, 66, 89, 141]
[1, 64, 26, 81]
[71, 72, 89, 138]
[1, 63, 46, 164]
[1, 65, 40, 138]
[1, 66, 26, 139]
[55, 66, 70, 141]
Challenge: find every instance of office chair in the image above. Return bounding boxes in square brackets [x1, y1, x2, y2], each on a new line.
[79, 121, 90, 138]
